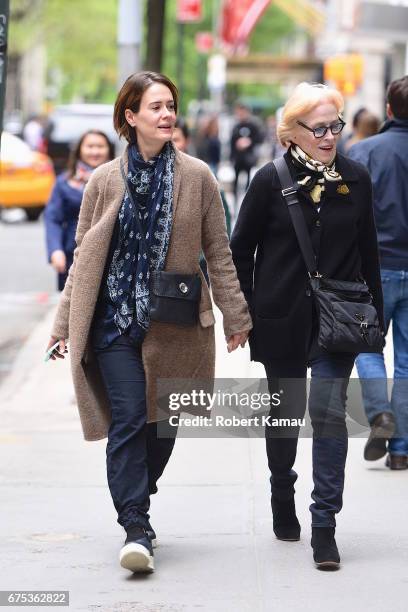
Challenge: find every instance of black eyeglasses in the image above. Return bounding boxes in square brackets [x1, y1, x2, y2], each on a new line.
[296, 118, 346, 138]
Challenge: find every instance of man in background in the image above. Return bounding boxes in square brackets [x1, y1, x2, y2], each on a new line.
[349, 75, 408, 469]
[230, 103, 263, 203]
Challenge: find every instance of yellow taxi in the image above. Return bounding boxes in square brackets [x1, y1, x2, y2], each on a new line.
[0, 131, 55, 221]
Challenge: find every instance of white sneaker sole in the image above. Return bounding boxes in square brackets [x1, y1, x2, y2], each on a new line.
[119, 543, 154, 573]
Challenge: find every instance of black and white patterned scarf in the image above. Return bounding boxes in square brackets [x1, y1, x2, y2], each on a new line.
[290, 144, 342, 204]
[106, 141, 175, 344]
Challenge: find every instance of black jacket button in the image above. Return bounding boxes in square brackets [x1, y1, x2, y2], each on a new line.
[316, 220, 321, 227]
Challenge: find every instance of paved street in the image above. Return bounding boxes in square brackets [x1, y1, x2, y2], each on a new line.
[3, 0, 408, 607]
[0, 303, 407, 612]
[0, 212, 56, 385]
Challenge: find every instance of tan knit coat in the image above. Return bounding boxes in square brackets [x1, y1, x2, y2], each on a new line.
[51, 147, 252, 441]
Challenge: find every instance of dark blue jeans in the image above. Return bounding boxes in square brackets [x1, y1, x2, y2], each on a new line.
[94, 335, 177, 531]
[265, 351, 355, 528]
[356, 269, 408, 455]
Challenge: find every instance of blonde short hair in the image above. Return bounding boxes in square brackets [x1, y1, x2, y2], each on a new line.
[277, 83, 344, 146]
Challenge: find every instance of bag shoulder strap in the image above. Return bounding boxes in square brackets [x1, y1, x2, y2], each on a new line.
[272, 156, 319, 277]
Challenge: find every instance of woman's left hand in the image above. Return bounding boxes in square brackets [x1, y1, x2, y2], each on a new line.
[226, 331, 249, 353]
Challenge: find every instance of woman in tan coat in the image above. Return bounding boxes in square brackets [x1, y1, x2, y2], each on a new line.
[46, 72, 252, 574]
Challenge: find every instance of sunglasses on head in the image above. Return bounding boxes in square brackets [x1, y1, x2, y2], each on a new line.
[297, 118, 346, 138]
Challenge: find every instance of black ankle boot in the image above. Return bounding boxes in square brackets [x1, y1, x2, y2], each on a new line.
[271, 497, 301, 541]
[311, 527, 340, 570]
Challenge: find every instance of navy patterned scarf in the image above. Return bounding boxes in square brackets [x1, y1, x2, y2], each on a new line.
[105, 141, 175, 344]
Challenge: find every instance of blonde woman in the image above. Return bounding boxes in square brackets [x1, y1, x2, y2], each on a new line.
[231, 83, 383, 569]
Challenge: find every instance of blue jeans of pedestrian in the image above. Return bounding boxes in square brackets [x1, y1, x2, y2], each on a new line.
[94, 335, 177, 531]
[265, 351, 355, 527]
[356, 269, 408, 456]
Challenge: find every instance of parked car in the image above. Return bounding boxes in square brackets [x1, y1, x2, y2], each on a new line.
[0, 131, 55, 221]
[3, 110, 24, 137]
[46, 104, 119, 174]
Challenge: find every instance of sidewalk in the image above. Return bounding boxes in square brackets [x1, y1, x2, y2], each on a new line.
[0, 308, 407, 612]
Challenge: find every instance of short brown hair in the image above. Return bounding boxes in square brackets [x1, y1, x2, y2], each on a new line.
[113, 71, 179, 143]
[387, 75, 408, 119]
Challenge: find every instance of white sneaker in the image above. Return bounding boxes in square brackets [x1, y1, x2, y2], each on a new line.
[120, 527, 154, 573]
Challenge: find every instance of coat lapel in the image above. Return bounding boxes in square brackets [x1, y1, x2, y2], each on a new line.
[335, 153, 359, 182]
[172, 146, 182, 217]
[73, 157, 126, 359]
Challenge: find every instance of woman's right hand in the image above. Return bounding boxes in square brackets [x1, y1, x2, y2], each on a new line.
[50, 250, 67, 274]
[226, 331, 249, 353]
[46, 336, 67, 361]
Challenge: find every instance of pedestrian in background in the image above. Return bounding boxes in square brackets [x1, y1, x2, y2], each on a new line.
[231, 82, 383, 569]
[349, 75, 408, 469]
[195, 115, 221, 177]
[343, 109, 380, 153]
[266, 111, 286, 159]
[173, 117, 232, 285]
[173, 116, 231, 234]
[172, 116, 191, 153]
[337, 107, 381, 154]
[23, 114, 47, 152]
[230, 103, 263, 202]
[45, 71, 251, 575]
[44, 130, 114, 291]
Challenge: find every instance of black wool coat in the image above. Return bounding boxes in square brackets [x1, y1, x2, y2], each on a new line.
[230, 151, 384, 363]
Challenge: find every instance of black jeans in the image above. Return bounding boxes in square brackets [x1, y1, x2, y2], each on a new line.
[265, 351, 355, 527]
[94, 335, 177, 531]
[233, 162, 252, 199]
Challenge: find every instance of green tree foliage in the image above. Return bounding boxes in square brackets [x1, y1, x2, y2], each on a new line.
[158, 1, 295, 114]
[248, 3, 295, 54]
[226, 3, 296, 114]
[10, 0, 117, 103]
[158, 0, 213, 114]
[10, 0, 295, 107]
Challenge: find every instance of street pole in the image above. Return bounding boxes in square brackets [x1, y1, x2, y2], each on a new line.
[145, 0, 166, 72]
[117, 0, 142, 88]
[176, 22, 185, 104]
[209, 0, 224, 112]
[0, 0, 9, 152]
[212, 0, 220, 45]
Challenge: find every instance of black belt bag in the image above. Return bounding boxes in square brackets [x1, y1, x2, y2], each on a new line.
[120, 161, 201, 326]
[273, 157, 385, 354]
[150, 270, 201, 326]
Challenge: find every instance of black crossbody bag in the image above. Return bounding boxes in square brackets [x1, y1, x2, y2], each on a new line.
[120, 160, 201, 326]
[273, 157, 385, 354]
